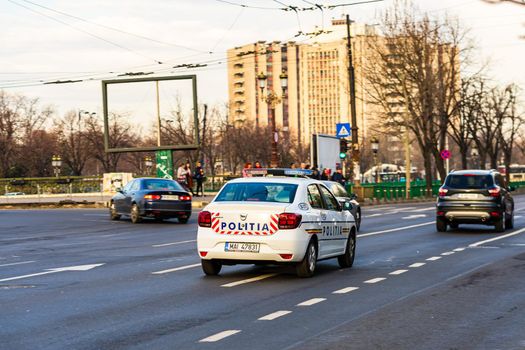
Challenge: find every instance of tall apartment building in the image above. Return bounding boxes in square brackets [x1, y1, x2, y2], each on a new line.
[227, 19, 403, 162]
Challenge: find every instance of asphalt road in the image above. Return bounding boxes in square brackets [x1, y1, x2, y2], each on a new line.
[1, 197, 525, 350]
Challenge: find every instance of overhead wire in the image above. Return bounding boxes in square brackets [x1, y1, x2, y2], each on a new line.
[16, 0, 211, 54]
[7, 0, 164, 64]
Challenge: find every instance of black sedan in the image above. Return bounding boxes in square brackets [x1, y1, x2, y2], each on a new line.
[110, 178, 192, 223]
[322, 180, 361, 231]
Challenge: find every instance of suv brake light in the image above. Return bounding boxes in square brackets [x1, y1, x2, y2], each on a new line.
[179, 195, 192, 201]
[278, 213, 302, 229]
[438, 188, 448, 197]
[488, 187, 501, 197]
[198, 211, 212, 227]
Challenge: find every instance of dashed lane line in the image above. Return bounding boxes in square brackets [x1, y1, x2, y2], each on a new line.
[358, 221, 435, 238]
[402, 214, 427, 220]
[332, 286, 359, 294]
[0, 260, 35, 268]
[410, 207, 435, 212]
[151, 263, 201, 275]
[453, 247, 466, 252]
[199, 330, 241, 343]
[152, 239, 196, 248]
[426, 256, 442, 261]
[409, 262, 426, 268]
[441, 251, 455, 256]
[258, 310, 292, 321]
[389, 269, 408, 275]
[297, 298, 326, 306]
[469, 227, 525, 247]
[364, 277, 386, 284]
[221, 273, 279, 288]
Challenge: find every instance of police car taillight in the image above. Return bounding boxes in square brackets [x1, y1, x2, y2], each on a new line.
[278, 213, 302, 229]
[198, 211, 212, 227]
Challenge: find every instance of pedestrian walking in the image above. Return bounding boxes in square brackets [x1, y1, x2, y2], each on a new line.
[320, 168, 330, 180]
[185, 162, 194, 195]
[242, 162, 252, 177]
[194, 161, 205, 196]
[331, 167, 346, 185]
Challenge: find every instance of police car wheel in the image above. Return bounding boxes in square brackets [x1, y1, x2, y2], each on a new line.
[296, 240, 317, 278]
[338, 232, 356, 268]
[130, 204, 142, 224]
[201, 259, 222, 276]
[109, 202, 120, 221]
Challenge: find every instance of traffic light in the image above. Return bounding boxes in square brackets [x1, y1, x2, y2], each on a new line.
[339, 139, 349, 159]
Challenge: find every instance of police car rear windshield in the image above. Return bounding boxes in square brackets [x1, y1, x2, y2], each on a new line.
[445, 175, 494, 189]
[216, 182, 298, 203]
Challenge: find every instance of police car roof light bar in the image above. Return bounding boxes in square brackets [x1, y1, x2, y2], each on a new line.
[244, 168, 313, 177]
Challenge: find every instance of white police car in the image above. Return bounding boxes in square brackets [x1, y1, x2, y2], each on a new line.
[197, 169, 357, 277]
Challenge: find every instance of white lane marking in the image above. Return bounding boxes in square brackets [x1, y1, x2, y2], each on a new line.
[389, 269, 408, 275]
[0, 260, 35, 268]
[221, 273, 278, 288]
[441, 251, 455, 256]
[358, 221, 435, 238]
[469, 227, 525, 247]
[402, 214, 427, 220]
[364, 277, 386, 284]
[453, 247, 466, 252]
[258, 310, 292, 321]
[426, 256, 442, 261]
[409, 262, 426, 268]
[199, 330, 241, 343]
[332, 286, 359, 294]
[365, 213, 382, 218]
[515, 215, 523, 219]
[411, 207, 435, 212]
[151, 263, 200, 275]
[152, 239, 196, 248]
[0, 263, 104, 282]
[297, 298, 326, 306]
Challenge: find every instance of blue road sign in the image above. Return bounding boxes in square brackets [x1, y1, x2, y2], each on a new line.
[336, 123, 351, 139]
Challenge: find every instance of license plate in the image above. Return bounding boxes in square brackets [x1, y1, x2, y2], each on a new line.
[225, 242, 260, 253]
[162, 195, 178, 200]
[458, 193, 478, 199]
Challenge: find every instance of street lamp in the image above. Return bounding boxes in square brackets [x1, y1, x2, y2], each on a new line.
[371, 137, 380, 183]
[52, 155, 62, 178]
[257, 70, 288, 168]
[144, 156, 153, 175]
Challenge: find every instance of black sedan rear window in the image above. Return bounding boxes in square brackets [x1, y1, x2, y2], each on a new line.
[445, 175, 493, 189]
[216, 182, 298, 203]
[142, 179, 184, 191]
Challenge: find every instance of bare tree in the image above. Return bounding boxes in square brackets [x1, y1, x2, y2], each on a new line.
[84, 113, 137, 173]
[54, 111, 92, 175]
[364, 2, 473, 188]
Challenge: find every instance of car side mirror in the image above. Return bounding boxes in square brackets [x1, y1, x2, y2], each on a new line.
[116, 187, 123, 193]
[349, 193, 357, 201]
[339, 200, 353, 211]
[509, 186, 516, 192]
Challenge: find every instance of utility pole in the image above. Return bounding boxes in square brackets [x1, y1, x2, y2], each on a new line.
[156, 80, 161, 147]
[346, 14, 360, 183]
[200, 104, 208, 164]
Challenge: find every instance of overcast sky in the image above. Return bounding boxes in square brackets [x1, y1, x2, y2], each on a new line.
[1, 0, 523, 119]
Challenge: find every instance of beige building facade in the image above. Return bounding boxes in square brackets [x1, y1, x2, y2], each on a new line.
[226, 20, 403, 163]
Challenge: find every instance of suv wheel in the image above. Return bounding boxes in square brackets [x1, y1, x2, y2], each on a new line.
[495, 217, 505, 233]
[436, 218, 447, 232]
[505, 212, 514, 229]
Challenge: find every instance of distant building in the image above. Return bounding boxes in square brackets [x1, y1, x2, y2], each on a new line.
[227, 19, 382, 146]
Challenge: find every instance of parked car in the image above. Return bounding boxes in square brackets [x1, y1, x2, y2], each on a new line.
[322, 181, 361, 231]
[109, 178, 192, 223]
[436, 169, 514, 232]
